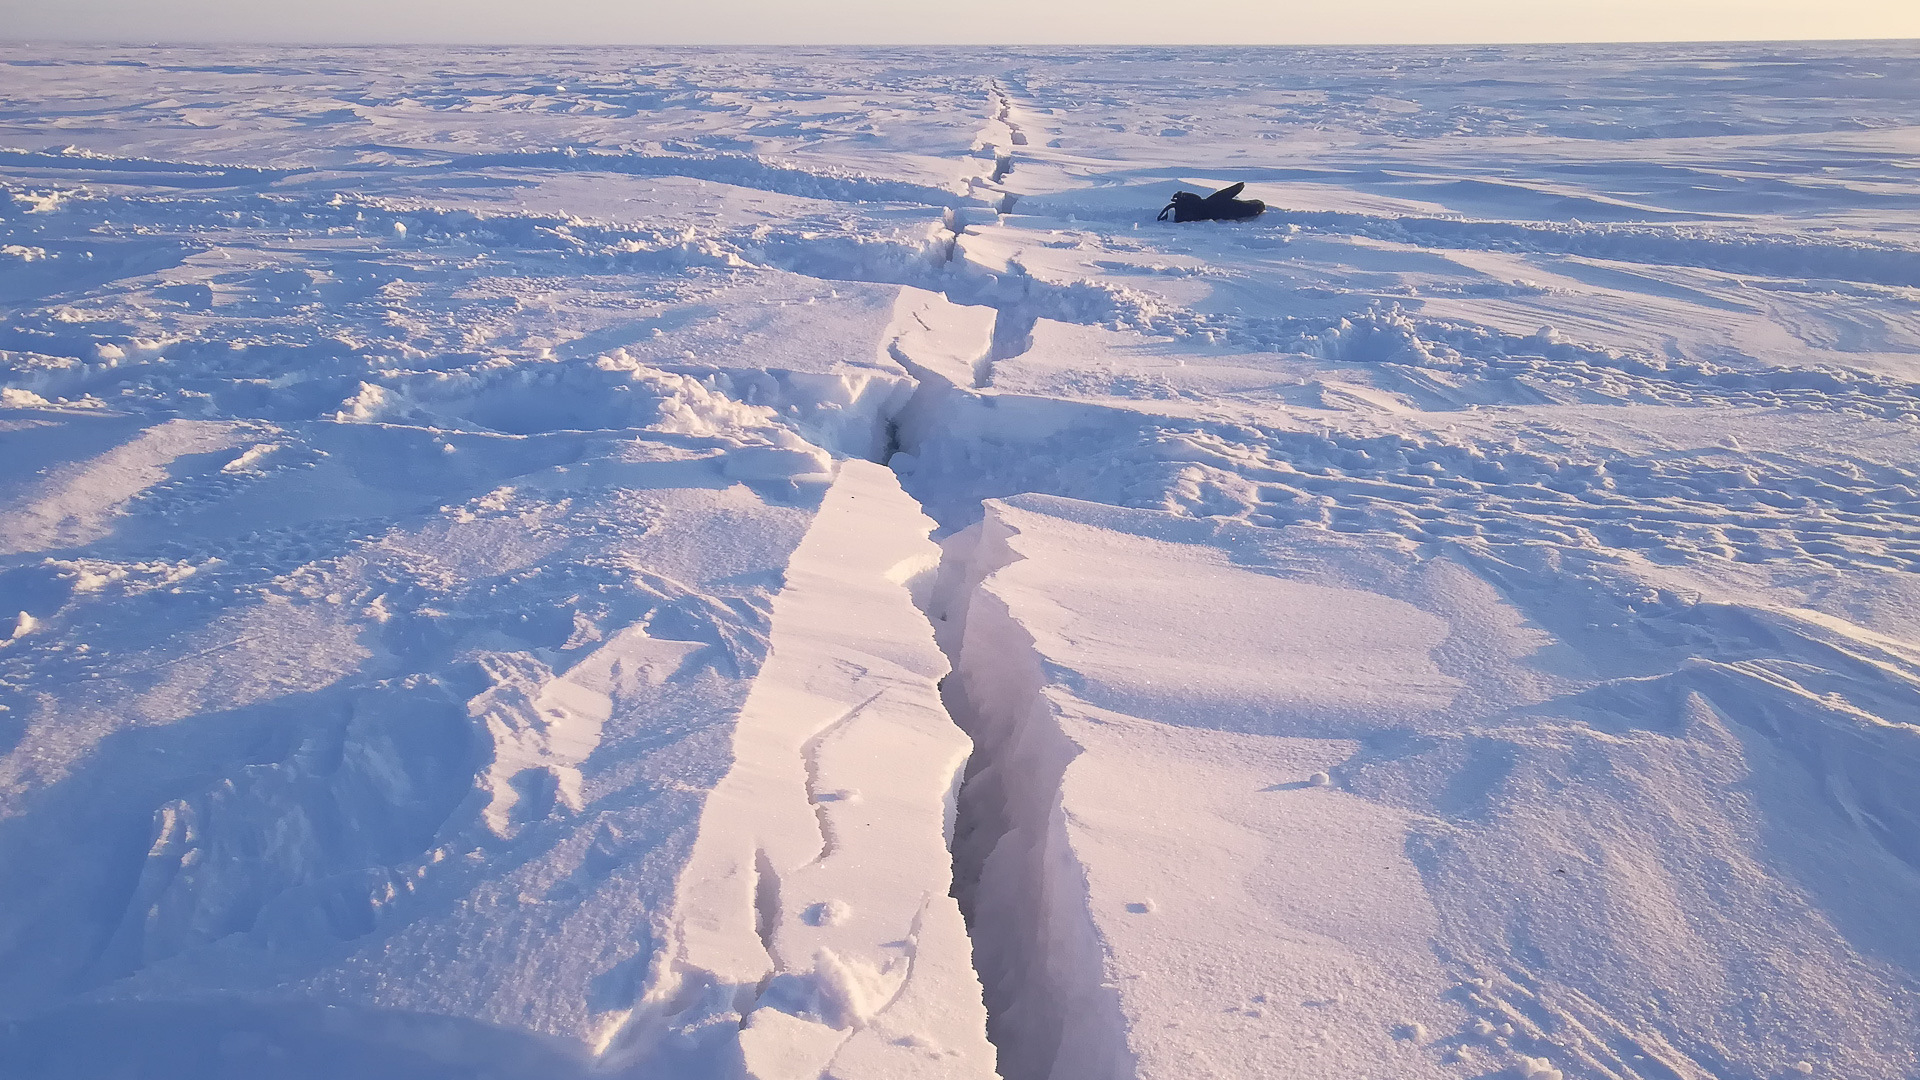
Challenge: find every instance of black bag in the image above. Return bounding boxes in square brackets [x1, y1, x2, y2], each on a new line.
[1158, 182, 1266, 222]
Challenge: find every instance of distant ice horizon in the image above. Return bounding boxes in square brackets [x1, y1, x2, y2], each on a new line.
[3, 0, 1918, 47]
[6, 36, 1920, 47]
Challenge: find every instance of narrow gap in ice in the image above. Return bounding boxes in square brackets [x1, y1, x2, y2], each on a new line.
[880, 299, 1128, 1077]
[799, 692, 881, 865]
[905, 509, 1130, 1080]
[869, 86, 1126, 1074]
[976, 308, 1038, 389]
[753, 847, 782, 963]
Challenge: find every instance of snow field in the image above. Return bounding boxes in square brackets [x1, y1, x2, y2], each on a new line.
[886, 47, 1920, 1080]
[5, 41, 1920, 1080]
[0, 47, 1015, 1078]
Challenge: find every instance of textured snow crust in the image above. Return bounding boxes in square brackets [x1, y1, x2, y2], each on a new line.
[4, 41, 1920, 1080]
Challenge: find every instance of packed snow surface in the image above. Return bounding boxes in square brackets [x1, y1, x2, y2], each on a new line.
[3, 41, 1920, 1080]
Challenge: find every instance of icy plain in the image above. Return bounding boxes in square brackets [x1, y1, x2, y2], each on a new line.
[1, 41, 1919, 1080]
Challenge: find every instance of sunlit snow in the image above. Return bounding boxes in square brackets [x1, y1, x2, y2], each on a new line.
[2, 42, 1919, 1080]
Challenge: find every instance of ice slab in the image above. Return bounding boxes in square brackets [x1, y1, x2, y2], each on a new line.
[604, 459, 992, 1080]
[937, 497, 1463, 1080]
[938, 494, 1920, 1080]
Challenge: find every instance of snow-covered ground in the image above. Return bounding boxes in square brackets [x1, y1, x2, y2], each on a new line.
[2, 42, 1919, 1080]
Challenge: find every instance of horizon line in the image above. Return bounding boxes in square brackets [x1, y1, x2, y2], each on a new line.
[5, 35, 1920, 48]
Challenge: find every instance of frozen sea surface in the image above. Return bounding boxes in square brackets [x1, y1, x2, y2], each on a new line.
[2, 42, 1919, 1080]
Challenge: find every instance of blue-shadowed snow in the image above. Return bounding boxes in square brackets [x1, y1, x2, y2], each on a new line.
[3, 41, 1920, 1080]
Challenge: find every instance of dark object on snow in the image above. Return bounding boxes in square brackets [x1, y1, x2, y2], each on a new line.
[1158, 182, 1266, 222]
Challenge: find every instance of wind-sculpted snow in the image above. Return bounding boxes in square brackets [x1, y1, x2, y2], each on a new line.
[5, 41, 1920, 1080]
[0, 45, 1007, 1080]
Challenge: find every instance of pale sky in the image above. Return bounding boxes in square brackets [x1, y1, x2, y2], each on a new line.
[2, 0, 1917, 45]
